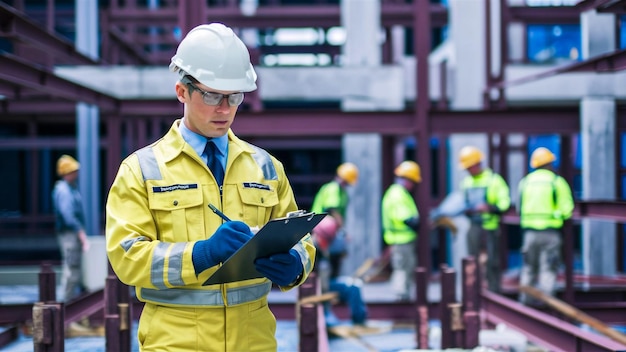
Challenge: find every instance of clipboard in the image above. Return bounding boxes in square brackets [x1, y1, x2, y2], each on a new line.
[203, 211, 326, 285]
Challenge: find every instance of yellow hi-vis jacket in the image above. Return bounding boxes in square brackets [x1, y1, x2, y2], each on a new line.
[311, 180, 348, 218]
[105, 120, 315, 308]
[381, 183, 419, 245]
[460, 168, 511, 230]
[517, 168, 574, 230]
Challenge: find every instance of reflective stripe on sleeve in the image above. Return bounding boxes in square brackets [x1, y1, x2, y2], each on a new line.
[150, 242, 186, 289]
[292, 237, 312, 273]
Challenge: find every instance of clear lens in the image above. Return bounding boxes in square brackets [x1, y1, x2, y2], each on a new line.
[202, 91, 244, 106]
[182, 77, 244, 107]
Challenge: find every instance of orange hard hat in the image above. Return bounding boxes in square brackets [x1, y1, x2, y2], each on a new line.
[337, 162, 359, 185]
[57, 155, 80, 176]
[458, 146, 483, 170]
[530, 147, 556, 169]
[394, 161, 421, 183]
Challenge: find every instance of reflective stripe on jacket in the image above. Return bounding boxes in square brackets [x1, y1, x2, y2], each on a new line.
[106, 119, 316, 308]
[382, 183, 418, 245]
[460, 168, 510, 230]
[517, 169, 574, 230]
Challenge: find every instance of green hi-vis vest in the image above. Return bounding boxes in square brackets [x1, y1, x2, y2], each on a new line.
[311, 180, 348, 217]
[460, 168, 511, 230]
[382, 183, 419, 245]
[517, 169, 574, 230]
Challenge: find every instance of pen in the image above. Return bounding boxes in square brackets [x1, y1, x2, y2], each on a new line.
[208, 203, 232, 222]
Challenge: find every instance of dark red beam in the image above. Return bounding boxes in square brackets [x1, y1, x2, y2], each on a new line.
[508, 5, 581, 24]
[482, 290, 626, 352]
[104, 3, 449, 28]
[0, 101, 584, 136]
[576, 200, 626, 223]
[0, 2, 98, 65]
[491, 48, 626, 91]
[576, 0, 626, 13]
[0, 54, 119, 111]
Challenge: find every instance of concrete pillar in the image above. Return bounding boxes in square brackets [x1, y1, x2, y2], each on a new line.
[579, 9, 617, 276]
[340, 0, 384, 274]
[75, 0, 101, 237]
[343, 134, 382, 275]
[340, 0, 386, 111]
[580, 10, 616, 59]
[581, 98, 616, 276]
[449, 0, 486, 109]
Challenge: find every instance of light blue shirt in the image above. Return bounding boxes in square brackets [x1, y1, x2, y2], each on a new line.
[179, 119, 228, 171]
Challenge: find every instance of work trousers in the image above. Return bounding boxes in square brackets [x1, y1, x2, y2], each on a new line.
[57, 230, 83, 302]
[389, 241, 416, 300]
[467, 224, 501, 293]
[518, 229, 561, 305]
[138, 299, 277, 351]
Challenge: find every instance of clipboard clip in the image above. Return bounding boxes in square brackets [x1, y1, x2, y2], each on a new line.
[287, 210, 307, 218]
[286, 210, 317, 222]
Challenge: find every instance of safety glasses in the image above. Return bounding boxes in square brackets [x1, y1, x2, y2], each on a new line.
[182, 77, 244, 107]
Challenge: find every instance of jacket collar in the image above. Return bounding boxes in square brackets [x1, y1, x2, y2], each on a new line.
[160, 119, 255, 164]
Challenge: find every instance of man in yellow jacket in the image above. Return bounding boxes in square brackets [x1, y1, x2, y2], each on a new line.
[517, 147, 574, 306]
[381, 161, 421, 301]
[105, 23, 316, 351]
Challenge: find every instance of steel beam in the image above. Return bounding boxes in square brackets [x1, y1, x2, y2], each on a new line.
[0, 2, 97, 65]
[576, 201, 626, 223]
[508, 5, 581, 24]
[103, 3, 449, 28]
[576, 0, 626, 13]
[65, 290, 105, 325]
[0, 54, 119, 111]
[482, 290, 626, 352]
[0, 103, 584, 136]
[492, 48, 626, 91]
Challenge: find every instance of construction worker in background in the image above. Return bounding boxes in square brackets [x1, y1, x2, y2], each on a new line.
[311, 162, 359, 277]
[311, 215, 368, 328]
[517, 147, 574, 306]
[459, 146, 510, 293]
[52, 154, 90, 302]
[105, 23, 315, 351]
[381, 161, 421, 301]
[311, 162, 363, 326]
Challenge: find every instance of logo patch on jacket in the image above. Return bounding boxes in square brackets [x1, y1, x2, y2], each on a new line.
[152, 184, 198, 193]
[243, 182, 271, 191]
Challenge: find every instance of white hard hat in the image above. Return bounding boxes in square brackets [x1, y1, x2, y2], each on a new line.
[169, 23, 257, 92]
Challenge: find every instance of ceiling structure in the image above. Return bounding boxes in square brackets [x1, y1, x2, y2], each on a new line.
[2, 0, 623, 135]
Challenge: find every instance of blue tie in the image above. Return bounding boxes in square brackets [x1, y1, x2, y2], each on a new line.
[204, 140, 224, 186]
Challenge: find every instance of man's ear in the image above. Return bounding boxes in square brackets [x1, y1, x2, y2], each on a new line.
[175, 81, 187, 103]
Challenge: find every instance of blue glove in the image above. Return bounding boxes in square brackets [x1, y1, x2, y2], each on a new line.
[254, 249, 303, 286]
[193, 221, 253, 274]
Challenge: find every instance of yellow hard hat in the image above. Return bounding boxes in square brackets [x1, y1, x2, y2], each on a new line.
[530, 147, 556, 169]
[394, 161, 421, 183]
[458, 146, 483, 170]
[57, 155, 80, 176]
[337, 162, 359, 185]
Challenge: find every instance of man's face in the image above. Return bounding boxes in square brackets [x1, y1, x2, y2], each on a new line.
[175, 80, 240, 138]
[467, 163, 482, 176]
[64, 170, 79, 184]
